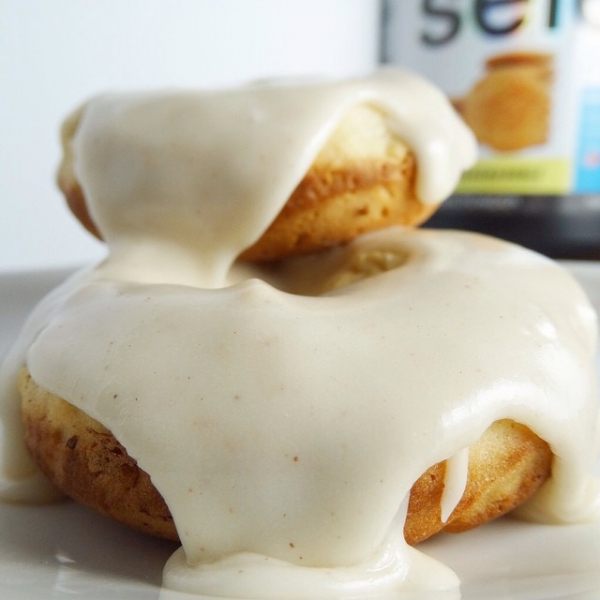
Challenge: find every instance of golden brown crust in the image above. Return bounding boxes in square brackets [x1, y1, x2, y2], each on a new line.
[19, 369, 176, 540]
[241, 151, 433, 261]
[405, 419, 552, 544]
[19, 368, 552, 545]
[57, 106, 434, 262]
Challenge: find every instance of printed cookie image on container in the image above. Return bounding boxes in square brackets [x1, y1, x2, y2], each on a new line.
[384, 0, 600, 259]
[454, 50, 553, 151]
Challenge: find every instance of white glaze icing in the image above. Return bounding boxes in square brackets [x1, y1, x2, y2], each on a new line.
[1, 69, 599, 598]
[69, 68, 477, 287]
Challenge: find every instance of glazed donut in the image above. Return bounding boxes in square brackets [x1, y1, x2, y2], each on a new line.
[20, 367, 552, 545]
[3, 71, 597, 598]
[58, 104, 435, 262]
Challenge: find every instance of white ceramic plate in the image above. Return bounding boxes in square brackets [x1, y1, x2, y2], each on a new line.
[1, 265, 599, 600]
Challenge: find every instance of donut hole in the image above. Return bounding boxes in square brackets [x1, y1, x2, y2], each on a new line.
[323, 246, 409, 291]
[254, 243, 410, 297]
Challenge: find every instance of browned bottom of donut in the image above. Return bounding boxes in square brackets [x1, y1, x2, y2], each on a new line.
[19, 368, 552, 545]
[19, 369, 176, 540]
[240, 151, 434, 262]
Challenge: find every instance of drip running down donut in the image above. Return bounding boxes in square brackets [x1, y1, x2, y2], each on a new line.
[1, 69, 599, 598]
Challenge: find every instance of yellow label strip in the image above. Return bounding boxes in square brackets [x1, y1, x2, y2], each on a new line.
[457, 157, 571, 194]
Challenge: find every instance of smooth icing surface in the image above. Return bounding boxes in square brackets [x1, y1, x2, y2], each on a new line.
[1, 69, 599, 598]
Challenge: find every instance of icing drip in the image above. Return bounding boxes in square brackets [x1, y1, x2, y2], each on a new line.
[440, 448, 470, 524]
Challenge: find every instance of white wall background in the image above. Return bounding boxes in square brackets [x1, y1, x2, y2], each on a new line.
[0, 0, 380, 273]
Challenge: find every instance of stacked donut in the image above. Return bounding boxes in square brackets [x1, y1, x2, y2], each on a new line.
[2, 70, 598, 596]
[22, 95, 557, 546]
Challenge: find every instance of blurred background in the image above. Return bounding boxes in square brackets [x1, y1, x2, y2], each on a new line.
[0, 0, 381, 272]
[2, 0, 600, 272]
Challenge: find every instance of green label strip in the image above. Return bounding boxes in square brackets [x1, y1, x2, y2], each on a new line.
[457, 157, 571, 194]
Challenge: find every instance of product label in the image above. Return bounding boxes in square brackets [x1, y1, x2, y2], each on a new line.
[384, 0, 600, 194]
